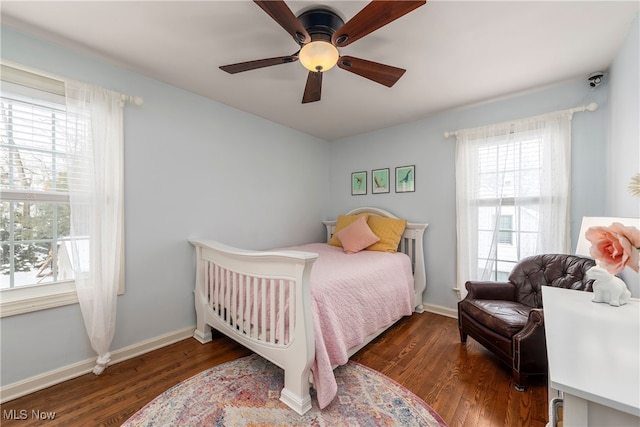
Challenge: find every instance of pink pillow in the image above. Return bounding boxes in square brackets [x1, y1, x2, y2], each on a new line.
[335, 215, 380, 254]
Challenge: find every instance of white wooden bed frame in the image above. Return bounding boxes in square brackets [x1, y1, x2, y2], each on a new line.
[189, 207, 427, 414]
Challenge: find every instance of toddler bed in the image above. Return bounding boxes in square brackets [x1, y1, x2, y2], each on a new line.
[189, 207, 427, 414]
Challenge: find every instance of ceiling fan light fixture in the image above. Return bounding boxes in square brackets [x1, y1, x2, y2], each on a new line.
[299, 41, 339, 72]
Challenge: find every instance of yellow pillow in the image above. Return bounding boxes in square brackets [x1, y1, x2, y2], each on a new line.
[328, 214, 369, 246]
[365, 216, 408, 253]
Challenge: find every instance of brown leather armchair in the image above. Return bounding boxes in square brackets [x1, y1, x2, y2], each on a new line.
[457, 254, 595, 390]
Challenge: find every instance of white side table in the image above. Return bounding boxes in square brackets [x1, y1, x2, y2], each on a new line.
[543, 286, 640, 426]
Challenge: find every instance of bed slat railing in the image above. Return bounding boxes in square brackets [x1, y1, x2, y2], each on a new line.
[190, 239, 318, 353]
[203, 261, 297, 346]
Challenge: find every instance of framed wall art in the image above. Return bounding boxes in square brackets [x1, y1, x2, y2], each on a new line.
[351, 171, 367, 195]
[372, 168, 390, 194]
[395, 165, 415, 193]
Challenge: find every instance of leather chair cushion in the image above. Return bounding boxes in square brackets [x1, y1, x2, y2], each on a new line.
[460, 299, 531, 338]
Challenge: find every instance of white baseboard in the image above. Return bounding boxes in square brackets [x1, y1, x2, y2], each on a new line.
[423, 302, 458, 319]
[0, 326, 195, 404]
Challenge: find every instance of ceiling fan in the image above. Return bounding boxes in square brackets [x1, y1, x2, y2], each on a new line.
[219, 0, 426, 104]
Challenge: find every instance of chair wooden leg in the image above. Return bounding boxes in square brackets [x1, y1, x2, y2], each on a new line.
[459, 328, 468, 344]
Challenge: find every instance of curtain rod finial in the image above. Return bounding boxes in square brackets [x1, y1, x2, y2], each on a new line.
[121, 94, 144, 106]
[586, 102, 598, 112]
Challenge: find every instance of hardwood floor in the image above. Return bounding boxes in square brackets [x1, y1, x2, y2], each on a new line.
[1, 312, 549, 427]
[351, 312, 548, 427]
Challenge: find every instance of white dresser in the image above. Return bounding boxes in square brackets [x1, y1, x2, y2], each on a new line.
[543, 286, 640, 426]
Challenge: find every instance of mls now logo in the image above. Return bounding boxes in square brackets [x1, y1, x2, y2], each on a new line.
[3, 409, 28, 420]
[3, 409, 56, 420]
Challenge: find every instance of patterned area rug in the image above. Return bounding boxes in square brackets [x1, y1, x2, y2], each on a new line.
[123, 354, 448, 426]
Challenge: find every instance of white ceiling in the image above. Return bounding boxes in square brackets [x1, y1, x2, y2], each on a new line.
[1, 1, 638, 140]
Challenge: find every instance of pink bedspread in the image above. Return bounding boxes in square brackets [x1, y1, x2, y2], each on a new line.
[286, 243, 415, 409]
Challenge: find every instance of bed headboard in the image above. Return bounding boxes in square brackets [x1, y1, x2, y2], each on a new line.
[322, 207, 428, 312]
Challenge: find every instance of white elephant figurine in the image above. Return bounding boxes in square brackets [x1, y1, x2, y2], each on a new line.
[586, 266, 632, 307]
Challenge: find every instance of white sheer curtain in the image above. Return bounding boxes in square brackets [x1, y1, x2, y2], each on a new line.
[65, 81, 125, 375]
[455, 112, 572, 294]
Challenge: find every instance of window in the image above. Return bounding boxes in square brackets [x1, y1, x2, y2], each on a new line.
[455, 113, 572, 287]
[475, 133, 545, 280]
[1, 65, 81, 315]
[1, 76, 72, 290]
[1, 65, 127, 317]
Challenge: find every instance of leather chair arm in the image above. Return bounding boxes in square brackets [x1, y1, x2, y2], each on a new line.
[515, 309, 544, 338]
[465, 281, 516, 301]
[512, 309, 547, 374]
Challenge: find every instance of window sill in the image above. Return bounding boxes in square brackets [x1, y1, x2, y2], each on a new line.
[0, 281, 79, 317]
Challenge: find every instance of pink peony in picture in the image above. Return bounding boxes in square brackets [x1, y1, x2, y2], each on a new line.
[585, 222, 640, 274]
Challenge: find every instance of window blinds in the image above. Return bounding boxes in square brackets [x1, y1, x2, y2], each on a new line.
[1, 66, 70, 201]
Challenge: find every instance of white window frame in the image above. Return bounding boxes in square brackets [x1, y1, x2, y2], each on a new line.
[0, 63, 124, 318]
[1, 281, 79, 317]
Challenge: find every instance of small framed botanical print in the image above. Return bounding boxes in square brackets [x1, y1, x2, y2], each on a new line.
[395, 165, 415, 193]
[351, 171, 367, 195]
[372, 168, 390, 194]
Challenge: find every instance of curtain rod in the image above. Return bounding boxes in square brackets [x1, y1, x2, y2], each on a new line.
[443, 102, 598, 138]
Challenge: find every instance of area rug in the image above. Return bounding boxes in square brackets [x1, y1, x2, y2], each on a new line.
[123, 354, 448, 426]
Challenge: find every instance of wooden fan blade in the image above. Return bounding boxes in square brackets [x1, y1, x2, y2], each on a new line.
[254, 0, 310, 44]
[332, 1, 426, 47]
[219, 56, 298, 74]
[302, 71, 322, 103]
[337, 56, 406, 87]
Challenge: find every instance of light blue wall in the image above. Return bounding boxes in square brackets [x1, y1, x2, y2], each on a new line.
[608, 14, 640, 295]
[0, 27, 331, 386]
[329, 76, 610, 311]
[608, 14, 639, 218]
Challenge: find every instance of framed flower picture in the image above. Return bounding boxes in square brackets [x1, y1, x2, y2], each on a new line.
[372, 168, 390, 194]
[395, 165, 415, 193]
[351, 171, 367, 195]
